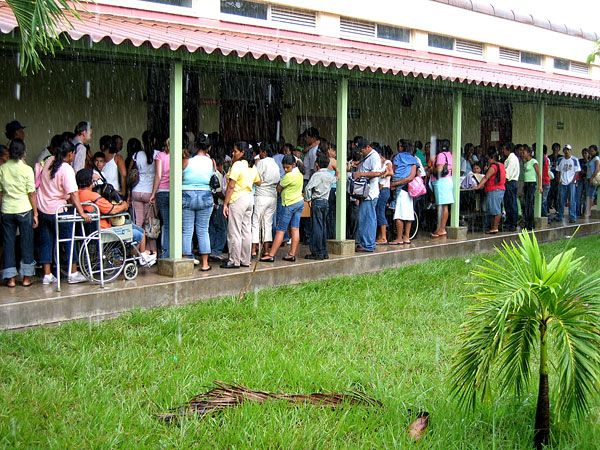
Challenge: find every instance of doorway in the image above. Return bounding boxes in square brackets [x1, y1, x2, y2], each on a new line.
[480, 97, 512, 150]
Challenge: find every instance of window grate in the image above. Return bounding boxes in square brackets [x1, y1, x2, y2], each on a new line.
[499, 47, 520, 62]
[570, 61, 589, 75]
[271, 5, 316, 28]
[455, 39, 483, 57]
[340, 17, 376, 38]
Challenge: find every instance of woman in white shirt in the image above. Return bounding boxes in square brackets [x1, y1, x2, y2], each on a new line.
[129, 131, 159, 253]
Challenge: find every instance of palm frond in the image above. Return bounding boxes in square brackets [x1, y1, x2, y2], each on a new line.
[7, 0, 84, 74]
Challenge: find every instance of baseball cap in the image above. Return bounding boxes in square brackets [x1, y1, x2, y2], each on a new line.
[5, 120, 26, 134]
[563, 144, 572, 150]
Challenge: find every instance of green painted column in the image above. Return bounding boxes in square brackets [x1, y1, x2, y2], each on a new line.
[169, 62, 183, 259]
[535, 100, 545, 218]
[450, 90, 462, 228]
[335, 77, 348, 241]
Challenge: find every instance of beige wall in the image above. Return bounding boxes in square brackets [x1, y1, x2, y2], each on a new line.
[2, 58, 147, 164]
[513, 103, 600, 156]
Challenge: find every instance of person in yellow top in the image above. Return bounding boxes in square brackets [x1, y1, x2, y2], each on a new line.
[222, 141, 261, 269]
[0, 139, 38, 287]
[261, 154, 304, 262]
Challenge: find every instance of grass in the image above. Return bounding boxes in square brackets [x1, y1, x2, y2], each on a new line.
[1, 235, 600, 448]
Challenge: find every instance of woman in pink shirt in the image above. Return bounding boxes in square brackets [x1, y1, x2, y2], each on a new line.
[37, 140, 92, 285]
[150, 138, 171, 258]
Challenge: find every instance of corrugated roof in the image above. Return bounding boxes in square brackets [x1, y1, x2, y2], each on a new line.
[0, 3, 598, 99]
[432, 0, 600, 41]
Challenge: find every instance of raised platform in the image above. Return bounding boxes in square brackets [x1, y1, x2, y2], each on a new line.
[2, 219, 598, 330]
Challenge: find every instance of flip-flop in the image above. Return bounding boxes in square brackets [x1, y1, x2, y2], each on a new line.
[403, 240, 411, 245]
[485, 230, 499, 234]
[389, 241, 402, 245]
[22, 281, 32, 287]
[200, 266, 212, 272]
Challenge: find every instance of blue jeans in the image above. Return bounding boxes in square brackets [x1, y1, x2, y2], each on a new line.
[541, 183, 550, 217]
[309, 199, 329, 257]
[156, 191, 170, 258]
[209, 204, 227, 256]
[2, 211, 35, 279]
[575, 180, 586, 217]
[38, 211, 79, 265]
[557, 183, 577, 222]
[182, 190, 213, 256]
[504, 180, 518, 229]
[376, 187, 390, 227]
[358, 199, 377, 251]
[327, 188, 336, 239]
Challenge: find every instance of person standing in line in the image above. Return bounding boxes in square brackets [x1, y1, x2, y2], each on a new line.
[375, 146, 393, 244]
[502, 143, 520, 231]
[547, 142, 562, 214]
[556, 144, 580, 223]
[474, 152, 506, 234]
[149, 138, 171, 258]
[222, 142, 261, 269]
[353, 137, 381, 252]
[71, 121, 92, 172]
[585, 145, 599, 218]
[0, 139, 37, 287]
[4, 120, 25, 147]
[430, 139, 454, 238]
[539, 145, 551, 221]
[100, 135, 127, 199]
[521, 145, 542, 230]
[304, 153, 336, 259]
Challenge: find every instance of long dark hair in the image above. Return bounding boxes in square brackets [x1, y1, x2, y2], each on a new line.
[49, 140, 75, 179]
[196, 132, 211, 152]
[235, 141, 255, 168]
[141, 130, 155, 165]
[126, 138, 142, 168]
[8, 138, 25, 160]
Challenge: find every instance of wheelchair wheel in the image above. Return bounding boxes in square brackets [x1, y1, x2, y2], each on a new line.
[79, 229, 126, 283]
[410, 209, 419, 241]
[123, 262, 138, 280]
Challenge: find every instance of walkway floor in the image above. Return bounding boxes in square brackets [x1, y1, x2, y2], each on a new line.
[2, 219, 598, 330]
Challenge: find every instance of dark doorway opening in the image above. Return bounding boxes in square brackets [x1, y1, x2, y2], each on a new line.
[219, 73, 283, 145]
[480, 97, 512, 150]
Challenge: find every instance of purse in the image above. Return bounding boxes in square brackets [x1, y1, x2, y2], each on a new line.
[143, 203, 161, 239]
[210, 173, 221, 190]
[347, 175, 370, 200]
[408, 176, 427, 198]
[127, 154, 140, 189]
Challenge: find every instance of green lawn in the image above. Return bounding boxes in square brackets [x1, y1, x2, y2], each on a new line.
[1, 235, 599, 449]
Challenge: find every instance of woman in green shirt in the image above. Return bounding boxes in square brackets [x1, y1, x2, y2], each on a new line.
[0, 139, 38, 287]
[522, 145, 542, 230]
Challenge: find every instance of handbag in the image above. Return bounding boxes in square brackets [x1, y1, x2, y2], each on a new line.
[347, 175, 370, 200]
[143, 203, 161, 239]
[408, 176, 427, 198]
[127, 154, 140, 189]
[210, 173, 221, 190]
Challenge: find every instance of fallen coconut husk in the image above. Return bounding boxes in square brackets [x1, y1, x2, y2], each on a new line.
[408, 410, 430, 441]
[157, 380, 382, 423]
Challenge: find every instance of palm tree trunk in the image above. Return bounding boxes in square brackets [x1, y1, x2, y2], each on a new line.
[534, 322, 550, 450]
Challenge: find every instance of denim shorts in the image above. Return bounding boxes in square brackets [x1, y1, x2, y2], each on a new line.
[486, 189, 505, 215]
[276, 200, 304, 231]
[131, 224, 144, 244]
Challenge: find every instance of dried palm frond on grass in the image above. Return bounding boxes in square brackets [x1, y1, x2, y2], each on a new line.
[157, 380, 382, 423]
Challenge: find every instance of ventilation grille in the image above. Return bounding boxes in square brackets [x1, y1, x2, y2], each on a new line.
[455, 39, 483, 57]
[271, 5, 316, 28]
[499, 47, 520, 62]
[340, 17, 376, 38]
[570, 61, 589, 75]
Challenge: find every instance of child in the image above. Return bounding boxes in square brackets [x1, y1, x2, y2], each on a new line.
[304, 154, 336, 259]
[92, 151, 106, 187]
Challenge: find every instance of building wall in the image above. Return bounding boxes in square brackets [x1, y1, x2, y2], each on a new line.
[513, 103, 600, 155]
[2, 58, 147, 164]
[197, 72, 220, 132]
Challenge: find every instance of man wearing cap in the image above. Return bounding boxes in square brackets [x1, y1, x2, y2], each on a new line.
[72, 121, 93, 172]
[4, 120, 25, 145]
[556, 144, 580, 223]
[353, 138, 381, 252]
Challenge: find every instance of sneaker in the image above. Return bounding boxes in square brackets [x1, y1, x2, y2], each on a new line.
[193, 258, 200, 266]
[68, 271, 87, 284]
[139, 252, 157, 267]
[42, 274, 57, 285]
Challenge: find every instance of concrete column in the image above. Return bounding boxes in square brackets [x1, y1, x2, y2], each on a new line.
[327, 77, 354, 255]
[448, 90, 467, 240]
[158, 62, 194, 277]
[535, 100, 547, 229]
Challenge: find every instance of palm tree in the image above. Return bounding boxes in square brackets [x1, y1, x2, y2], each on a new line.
[7, 0, 83, 74]
[450, 230, 600, 449]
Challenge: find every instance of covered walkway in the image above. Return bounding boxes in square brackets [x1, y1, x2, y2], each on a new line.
[2, 220, 598, 330]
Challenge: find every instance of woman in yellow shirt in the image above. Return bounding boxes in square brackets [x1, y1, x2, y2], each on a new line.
[222, 142, 261, 269]
[261, 154, 304, 262]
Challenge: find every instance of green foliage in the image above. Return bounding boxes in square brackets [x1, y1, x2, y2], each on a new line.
[7, 0, 83, 74]
[587, 40, 600, 65]
[450, 230, 600, 421]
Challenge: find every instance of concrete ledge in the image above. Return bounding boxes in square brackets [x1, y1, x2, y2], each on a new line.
[447, 226, 468, 240]
[3, 221, 600, 330]
[157, 258, 194, 278]
[592, 209, 600, 219]
[535, 217, 548, 229]
[327, 239, 356, 255]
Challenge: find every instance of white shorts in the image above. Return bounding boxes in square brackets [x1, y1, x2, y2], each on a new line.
[393, 189, 414, 221]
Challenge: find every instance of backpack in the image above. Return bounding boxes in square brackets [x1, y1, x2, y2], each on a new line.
[127, 154, 140, 189]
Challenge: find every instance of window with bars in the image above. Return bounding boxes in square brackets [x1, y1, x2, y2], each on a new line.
[340, 17, 410, 43]
[554, 58, 589, 75]
[427, 34, 483, 57]
[220, 1, 316, 28]
[500, 47, 542, 66]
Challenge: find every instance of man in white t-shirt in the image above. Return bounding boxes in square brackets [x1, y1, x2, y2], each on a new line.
[71, 121, 92, 172]
[556, 144, 580, 223]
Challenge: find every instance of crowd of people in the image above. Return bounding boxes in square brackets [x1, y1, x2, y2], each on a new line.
[0, 118, 597, 288]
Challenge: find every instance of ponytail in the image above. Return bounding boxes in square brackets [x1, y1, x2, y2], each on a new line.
[49, 140, 75, 179]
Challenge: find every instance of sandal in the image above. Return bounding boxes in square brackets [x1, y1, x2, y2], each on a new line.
[485, 230, 499, 235]
[283, 255, 296, 262]
[403, 240, 411, 245]
[389, 241, 402, 245]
